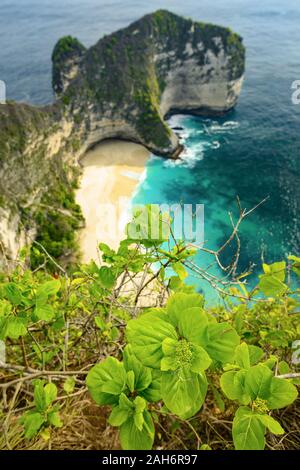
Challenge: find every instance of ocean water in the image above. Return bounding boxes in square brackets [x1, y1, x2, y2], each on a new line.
[1, 0, 299, 296]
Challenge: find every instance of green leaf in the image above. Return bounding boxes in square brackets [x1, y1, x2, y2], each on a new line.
[161, 337, 180, 371]
[134, 396, 146, 414]
[234, 342, 250, 369]
[166, 293, 204, 327]
[123, 345, 152, 392]
[40, 428, 51, 441]
[99, 243, 116, 259]
[86, 357, 127, 405]
[200, 444, 212, 450]
[63, 377, 75, 394]
[44, 383, 57, 407]
[0, 316, 27, 340]
[108, 406, 130, 427]
[256, 414, 284, 435]
[190, 344, 212, 373]
[119, 410, 154, 450]
[258, 274, 288, 297]
[126, 315, 178, 369]
[4, 283, 24, 306]
[51, 315, 65, 331]
[263, 355, 277, 370]
[159, 266, 165, 281]
[168, 276, 183, 291]
[173, 263, 188, 281]
[161, 367, 207, 419]
[175, 307, 209, 346]
[21, 411, 45, 439]
[205, 323, 240, 364]
[161, 355, 177, 372]
[94, 316, 106, 330]
[0, 300, 12, 317]
[98, 266, 116, 289]
[278, 361, 290, 375]
[244, 364, 273, 400]
[248, 345, 264, 366]
[134, 411, 145, 431]
[133, 396, 147, 431]
[37, 280, 61, 298]
[32, 345, 58, 365]
[262, 261, 286, 282]
[119, 392, 134, 410]
[34, 381, 57, 411]
[220, 370, 239, 400]
[140, 370, 162, 403]
[266, 377, 298, 410]
[220, 370, 250, 405]
[33, 380, 46, 412]
[233, 407, 266, 450]
[126, 371, 135, 393]
[34, 281, 59, 321]
[34, 304, 55, 321]
[47, 411, 63, 428]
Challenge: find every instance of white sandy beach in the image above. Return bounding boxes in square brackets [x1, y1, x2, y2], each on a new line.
[76, 140, 149, 263]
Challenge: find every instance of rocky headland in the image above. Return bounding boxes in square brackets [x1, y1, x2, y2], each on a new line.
[0, 10, 245, 267]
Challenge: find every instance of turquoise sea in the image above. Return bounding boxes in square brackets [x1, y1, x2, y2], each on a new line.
[0, 0, 299, 296]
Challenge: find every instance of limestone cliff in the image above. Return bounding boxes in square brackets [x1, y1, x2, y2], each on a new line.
[53, 10, 245, 156]
[0, 10, 245, 267]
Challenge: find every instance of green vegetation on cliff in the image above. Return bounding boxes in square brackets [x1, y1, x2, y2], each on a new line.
[0, 102, 53, 165]
[52, 36, 86, 95]
[29, 178, 84, 270]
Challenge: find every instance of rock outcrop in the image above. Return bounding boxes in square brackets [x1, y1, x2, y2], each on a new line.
[0, 10, 245, 267]
[52, 10, 245, 156]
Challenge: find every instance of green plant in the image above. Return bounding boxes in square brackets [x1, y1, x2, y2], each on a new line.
[220, 342, 297, 449]
[126, 293, 239, 419]
[20, 380, 62, 439]
[0, 278, 61, 341]
[87, 346, 160, 449]
[86, 292, 298, 450]
[0, 208, 299, 450]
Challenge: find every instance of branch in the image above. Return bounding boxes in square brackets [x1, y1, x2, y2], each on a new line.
[33, 241, 68, 278]
[276, 372, 300, 379]
[0, 362, 89, 389]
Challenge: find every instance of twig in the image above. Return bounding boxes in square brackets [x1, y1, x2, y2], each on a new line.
[33, 241, 68, 278]
[0, 367, 89, 390]
[276, 373, 300, 379]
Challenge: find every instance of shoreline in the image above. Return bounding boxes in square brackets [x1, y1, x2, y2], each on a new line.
[75, 139, 149, 264]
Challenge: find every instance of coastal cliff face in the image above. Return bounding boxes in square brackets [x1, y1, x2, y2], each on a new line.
[0, 10, 245, 267]
[54, 10, 245, 156]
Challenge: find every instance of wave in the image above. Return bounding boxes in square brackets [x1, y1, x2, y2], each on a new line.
[209, 121, 240, 133]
